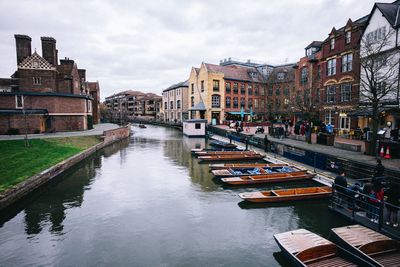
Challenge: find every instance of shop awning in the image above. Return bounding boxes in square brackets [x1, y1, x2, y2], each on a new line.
[348, 107, 397, 117]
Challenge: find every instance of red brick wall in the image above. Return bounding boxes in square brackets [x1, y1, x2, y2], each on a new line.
[16, 69, 57, 93]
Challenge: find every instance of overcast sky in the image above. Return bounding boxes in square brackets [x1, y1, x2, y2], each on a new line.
[0, 0, 387, 99]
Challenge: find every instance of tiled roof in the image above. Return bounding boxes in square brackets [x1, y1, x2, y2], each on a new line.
[163, 80, 189, 92]
[18, 51, 55, 70]
[305, 41, 323, 49]
[268, 64, 296, 83]
[376, 2, 400, 28]
[204, 63, 265, 83]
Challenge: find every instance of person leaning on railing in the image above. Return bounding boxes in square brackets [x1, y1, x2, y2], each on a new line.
[385, 182, 400, 227]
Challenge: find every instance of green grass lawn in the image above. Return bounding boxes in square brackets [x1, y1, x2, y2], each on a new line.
[0, 136, 101, 193]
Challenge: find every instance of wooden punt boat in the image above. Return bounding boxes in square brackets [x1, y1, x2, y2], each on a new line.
[209, 140, 237, 149]
[331, 224, 400, 267]
[274, 228, 368, 267]
[209, 163, 288, 170]
[190, 147, 244, 154]
[198, 153, 264, 162]
[212, 165, 304, 178]
[195, 150, 258, 157]
[238, 186, 332, 203]
[220, 172, 315, 185]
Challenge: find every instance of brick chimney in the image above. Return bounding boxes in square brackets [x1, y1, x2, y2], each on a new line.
[41, 36, 58, 66]
[14, 34, 32, 65]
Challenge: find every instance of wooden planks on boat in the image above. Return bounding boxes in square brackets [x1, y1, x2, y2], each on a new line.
[239, 186, 332, 203]
[220, 172, 315, 185]
[331, 224, 400, 267]
[274, 229, 358, 267]
[209, 163, 288, 170]
[211, 165, 305, 178]
[195, 150, 259, 157]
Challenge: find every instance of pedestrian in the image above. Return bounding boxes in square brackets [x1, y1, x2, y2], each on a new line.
[385, 181, 400, 227]
[369, 182, 384, 223]
[264, 134, 269, 152]
[334, 169, 348, 206]
[374, 159, 385, 178]
[300, 123, 305, 136]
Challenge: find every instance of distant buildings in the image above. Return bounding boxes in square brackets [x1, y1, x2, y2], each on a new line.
[0, 35, 100, 134]
[104, 90, 161, 122]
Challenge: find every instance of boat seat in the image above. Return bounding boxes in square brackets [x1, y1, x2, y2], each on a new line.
[270, 190, 279, 196]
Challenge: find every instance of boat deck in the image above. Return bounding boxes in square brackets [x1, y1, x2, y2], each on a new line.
[274, 229, 331, 255]
[306, 257, 357, 267]
[332, 225, 390, 248]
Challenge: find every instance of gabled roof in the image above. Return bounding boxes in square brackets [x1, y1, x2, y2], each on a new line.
[189, 101, 206, 111]
[376, 2, 400, 28]
[18, 51, 55, 70]
[305, 41, 323, 49]
[203, 63, 265, 83]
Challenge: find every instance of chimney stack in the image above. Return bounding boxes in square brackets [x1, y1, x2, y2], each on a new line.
[41, 36, 58, 66]
[15, 34, 32, 65]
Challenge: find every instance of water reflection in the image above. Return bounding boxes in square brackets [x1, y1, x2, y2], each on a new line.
[0, 126, 350, 267]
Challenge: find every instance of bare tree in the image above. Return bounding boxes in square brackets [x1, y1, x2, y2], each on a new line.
[360, 28, 399, 155]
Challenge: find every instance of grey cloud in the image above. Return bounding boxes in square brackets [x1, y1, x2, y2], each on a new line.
[0, 0, 384, 98]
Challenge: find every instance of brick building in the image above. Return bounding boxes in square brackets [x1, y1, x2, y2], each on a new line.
[0, 35, 100, 134]
[104, 90, 161, 122]
[188, 62, 266, 124]
[292, 41, 323, 123]
[266, 64, 296, 121]
[162, 80, 189, 123]
[320, 16, 368, 134]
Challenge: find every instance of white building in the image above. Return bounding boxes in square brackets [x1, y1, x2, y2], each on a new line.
[358, 1, 400, 132]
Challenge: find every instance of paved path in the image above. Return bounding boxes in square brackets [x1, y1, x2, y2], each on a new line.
[0, 123, 120, 140]
[216, 125, 400, 170]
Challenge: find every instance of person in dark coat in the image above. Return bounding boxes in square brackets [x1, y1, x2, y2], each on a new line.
[385, 182, 400, 227]
[374, 159, 385, 178]
[334, 169, 348, 205]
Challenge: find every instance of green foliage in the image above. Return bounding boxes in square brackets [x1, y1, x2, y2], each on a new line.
[6, 128, 20, 135]
[0, 136, 101, 192]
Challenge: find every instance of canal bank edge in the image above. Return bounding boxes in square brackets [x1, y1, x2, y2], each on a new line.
[0, 125, 131, 211]
[207, 126, 400, 182]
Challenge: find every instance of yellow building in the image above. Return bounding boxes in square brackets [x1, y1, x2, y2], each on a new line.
[188, 62, 266, 124]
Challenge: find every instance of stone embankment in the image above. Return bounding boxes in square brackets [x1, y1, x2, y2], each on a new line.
[0, 125, 131, 211]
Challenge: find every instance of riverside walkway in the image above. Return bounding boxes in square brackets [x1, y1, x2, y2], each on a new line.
[0, 123, 120, 140]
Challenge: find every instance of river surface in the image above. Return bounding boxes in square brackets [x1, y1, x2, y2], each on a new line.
[0, 125, 349, 266]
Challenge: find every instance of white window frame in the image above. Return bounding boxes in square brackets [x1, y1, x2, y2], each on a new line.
[340, 116, 351, 130]
[327, 85, 336, 103]
[211, 94, 220, 108]
[341, 53, 352, 72]
[15, 95, 24, 109]
[327, 59, 336, 76]
[330, 38, 335, 50]
[340, 84, 351, 102]
[345, 31, 351, 44]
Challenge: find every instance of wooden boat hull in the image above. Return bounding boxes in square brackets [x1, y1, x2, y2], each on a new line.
[198, 154, 264, 162]
[274, 229, 369, 267]
[239, 186, 332, 203]
[221, 173, 316, 185]
[209, 163, 288, 170]
[331, 225, 400, 267]
[209, 140, 237, 149]
[212, 166, 304, 178]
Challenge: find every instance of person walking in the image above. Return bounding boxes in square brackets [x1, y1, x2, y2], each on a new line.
[385, 182, 400, 227]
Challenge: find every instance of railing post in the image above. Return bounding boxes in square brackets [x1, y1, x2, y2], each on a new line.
[378, 201, 384, 231]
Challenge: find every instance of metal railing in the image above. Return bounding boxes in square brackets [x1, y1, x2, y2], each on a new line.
[330, 184, 400, 240]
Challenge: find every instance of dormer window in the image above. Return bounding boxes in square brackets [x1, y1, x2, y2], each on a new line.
[277, 72, 285, 80]
[330, 38, 335, 50]
[345, 31, 351, 44]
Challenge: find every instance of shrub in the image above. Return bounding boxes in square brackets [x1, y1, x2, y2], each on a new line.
[34, 129, 41, 134]
[7, 128, 20, 135]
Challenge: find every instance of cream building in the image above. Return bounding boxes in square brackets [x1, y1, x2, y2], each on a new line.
[162, 80, 189, 122]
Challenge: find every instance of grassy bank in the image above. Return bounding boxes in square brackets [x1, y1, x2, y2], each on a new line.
[0, 136, 101, 193]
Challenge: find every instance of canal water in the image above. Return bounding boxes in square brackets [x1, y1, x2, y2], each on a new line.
[0, 125, 349, 266]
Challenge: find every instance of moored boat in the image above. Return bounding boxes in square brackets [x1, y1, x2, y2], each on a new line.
[239, 186, 332, 203]
[198, 153, 264, 162]
[209, 163, 289, 170]
[220, 172, 315, 185]
[331, 224, 400, 267]
[212, 165, 303, 178]
[274, 228, 369, 267]
[209, 140, 237, 149]
[195, 150, 259, 157]
[139, 124, 146, 128]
